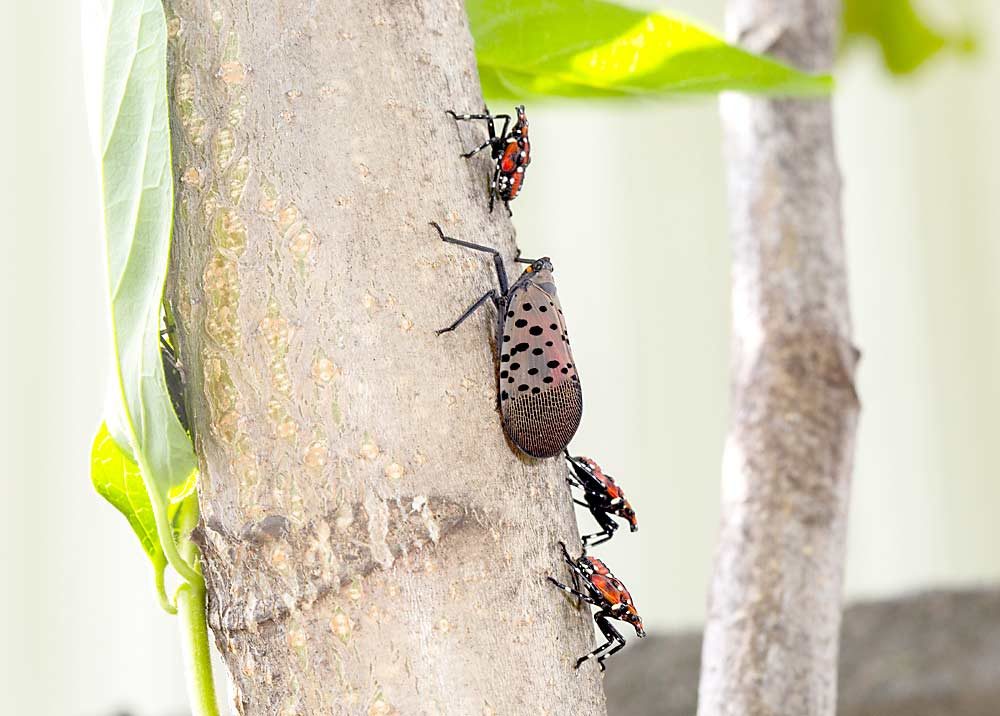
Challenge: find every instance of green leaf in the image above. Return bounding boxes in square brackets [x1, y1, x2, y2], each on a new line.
[101, 0, 195, 516]
[91, 423, 176, 614]
[468, 0, 832, 100]
[100, 0, 199, 584]
[842, 0, 975, 75]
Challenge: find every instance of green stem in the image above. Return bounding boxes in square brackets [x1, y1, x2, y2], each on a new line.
[176, 496, 220, 716]
[177, 582, 220, 716]
[137, 451, 203, 586]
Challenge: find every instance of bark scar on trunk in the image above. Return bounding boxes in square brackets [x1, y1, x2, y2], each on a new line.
[196, 494, 475, 631]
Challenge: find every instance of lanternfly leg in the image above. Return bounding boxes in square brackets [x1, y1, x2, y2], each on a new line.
[160, 331, 176, 358]
[582, 530, 615, 548]
[556, 539, 587, 606]
[436, 290, 500, 335]
[582, 511, 619, 547]
[564, 451, 585, 488]
[556, 540, 601, 608]
[446, 109, 512, 146]
[577, 612, 626, 671]
[557, 540, 579, 567]
[597, 635, 628, 668]
[461, 139, 495, 159]
[489, 163, 502, 213]
[430, 222, 509, 295]
[546, 577, 599, 608]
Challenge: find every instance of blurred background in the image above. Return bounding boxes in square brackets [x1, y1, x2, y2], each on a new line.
[5, 0, 998, 714]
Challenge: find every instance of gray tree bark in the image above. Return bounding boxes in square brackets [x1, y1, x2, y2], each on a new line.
[161, 1, 607, 714]
[697, 1, 860, 715]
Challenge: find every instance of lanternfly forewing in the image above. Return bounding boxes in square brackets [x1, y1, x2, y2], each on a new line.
[498, 267, 581, 457]
[432, 222, 582, 458]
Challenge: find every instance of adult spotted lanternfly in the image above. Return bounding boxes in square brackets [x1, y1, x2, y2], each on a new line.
[548, 541, 645, 671]
[565, 451, 638, 547]
[447, 105, 531, 215]
[431, 222, 581, 458]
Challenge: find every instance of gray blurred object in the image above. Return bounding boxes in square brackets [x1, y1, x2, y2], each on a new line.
[605, 588, 1000, 716]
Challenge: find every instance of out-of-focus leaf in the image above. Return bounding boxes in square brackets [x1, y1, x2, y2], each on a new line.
[468, 0, 832, 100]
[101, 1, 196, 512]
[843, 0, 975, 74]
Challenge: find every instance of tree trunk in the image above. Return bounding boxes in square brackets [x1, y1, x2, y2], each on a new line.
[697, 2, 860, 715]
[162, 1, 607, 714]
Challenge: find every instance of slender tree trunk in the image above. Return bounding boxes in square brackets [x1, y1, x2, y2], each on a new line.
[162, 1, 607, 714]
[697, 2, 860, 715]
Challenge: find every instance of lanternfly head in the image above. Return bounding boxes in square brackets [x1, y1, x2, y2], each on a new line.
[523, 257, 553, 275]
[513, 105, 528, 137]
[619, 500, 638, 532]
[628, 613, 646, 638]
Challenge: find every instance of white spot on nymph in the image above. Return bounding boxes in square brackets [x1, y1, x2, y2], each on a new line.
[516, 167, 524, 173]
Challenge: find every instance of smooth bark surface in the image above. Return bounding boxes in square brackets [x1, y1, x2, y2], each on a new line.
[162, 1, 606, 714]
[698, 1, 860, 714]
